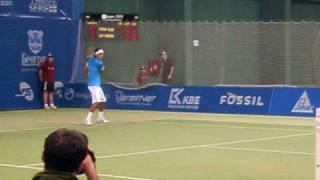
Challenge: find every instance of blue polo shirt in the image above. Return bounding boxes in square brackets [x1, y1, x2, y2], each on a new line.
[87, 57, 105, 86]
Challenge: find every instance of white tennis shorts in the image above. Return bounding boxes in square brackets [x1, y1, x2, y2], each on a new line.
[88, 86, 106, 104]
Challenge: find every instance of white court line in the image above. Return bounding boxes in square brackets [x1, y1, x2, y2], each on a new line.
[149, 121, 313, 132]
[0, 163, 42, 170]
[22, 132, 314, 168]
[0, 126, 68, 133]
[98, 173, 154, 180]
[94, 132, 314, 159]
[206, 146, 314, 156]
[0, 163, 156, 180]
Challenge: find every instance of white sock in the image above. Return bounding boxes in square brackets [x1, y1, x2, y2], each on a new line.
[50, 103, 55, 106]
[86, 112, 93, 120]
[44, 104, 49, 107]
[98, 111, 105, 119]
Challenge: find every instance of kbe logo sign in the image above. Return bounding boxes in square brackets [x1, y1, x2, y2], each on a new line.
[168, 88, 201, 110]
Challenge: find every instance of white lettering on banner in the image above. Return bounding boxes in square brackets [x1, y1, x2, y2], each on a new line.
[219, 92, 264, 106]
[15, 82, 34, 101]
[29, 0, 58, 13]
[21, 53, 45, 67]
[291, 91, 313, 113]
[0, 0, 13, 6]
[168, 88, 201, 110]
[115, 90, 156, 106]
[75, 93, 90, 100]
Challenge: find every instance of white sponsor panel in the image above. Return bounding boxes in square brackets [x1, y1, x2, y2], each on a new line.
[115, 90, 156, 106]
[291, 91, 313, 113]
[15, 82, 34, 101]
[29, 0, 58, 13]
[219, 92, 264, 106]
[168, 88, 201, 110]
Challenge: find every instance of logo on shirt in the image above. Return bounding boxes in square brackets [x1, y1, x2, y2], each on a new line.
[168, 88, 201, 110]
[291, 91, 313, 113]
[15, 82, 34, 101]
[29, 0, 58, 13]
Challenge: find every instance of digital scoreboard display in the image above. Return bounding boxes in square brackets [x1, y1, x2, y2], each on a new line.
[83, 13, 139, 41]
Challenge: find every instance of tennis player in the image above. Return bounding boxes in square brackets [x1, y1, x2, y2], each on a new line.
[84, 48, 109, 125]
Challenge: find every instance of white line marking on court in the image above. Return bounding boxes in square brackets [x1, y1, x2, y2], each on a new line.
[0, 163, 156, 180]
[0, 126, 64, 133]
[98, 173, 155, 180]
[22, 132, 314, 167]
[94, 132, 314, 159]
[0, 163, 42, 170]
[149, 121, 313, 132]
[206, 146, 314, 156]
[23, 162, 43, 167]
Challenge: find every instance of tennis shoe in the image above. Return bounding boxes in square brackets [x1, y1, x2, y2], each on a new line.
[85, 118, 92, 126]
[50, 104, 57, 109]
[96, 118, 110, 123]
[44, 104, 50, 110]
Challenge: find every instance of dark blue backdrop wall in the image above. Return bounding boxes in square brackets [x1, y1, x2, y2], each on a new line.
[0, 0, 83, 110]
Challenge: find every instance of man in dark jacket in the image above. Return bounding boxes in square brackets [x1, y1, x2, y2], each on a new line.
[32, 128, 98, 180]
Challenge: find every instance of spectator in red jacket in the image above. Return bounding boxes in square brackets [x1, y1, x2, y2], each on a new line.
[137, 65, 149, 86]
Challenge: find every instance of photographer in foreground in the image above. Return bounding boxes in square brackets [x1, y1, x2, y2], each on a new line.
[32, 128, 98, 180]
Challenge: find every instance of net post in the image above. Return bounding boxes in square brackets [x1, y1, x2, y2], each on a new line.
[316, 108, 320, 180]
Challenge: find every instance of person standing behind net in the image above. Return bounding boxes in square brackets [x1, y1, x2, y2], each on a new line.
[84, 48, 109, 126]
[160, 51, 174, 84]
[39, 53, 57, 110]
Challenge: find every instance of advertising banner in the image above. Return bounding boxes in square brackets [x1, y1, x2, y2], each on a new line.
[211, 87, 273, 115]
[0, 0, 78, 19]
[0, 17, 77, 84]
[0, 81, 41, 110]
[106, 85, 168, 111]
[61, 83, 91, 108]
[164, 86, 213, 113]
[270, 87, 320, 117]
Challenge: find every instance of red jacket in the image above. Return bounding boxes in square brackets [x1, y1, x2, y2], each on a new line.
[39, 61, 55, 83]
[137, 70, 148, 85]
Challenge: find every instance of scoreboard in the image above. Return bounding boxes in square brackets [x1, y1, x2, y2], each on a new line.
[83, 13, 139, 41]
